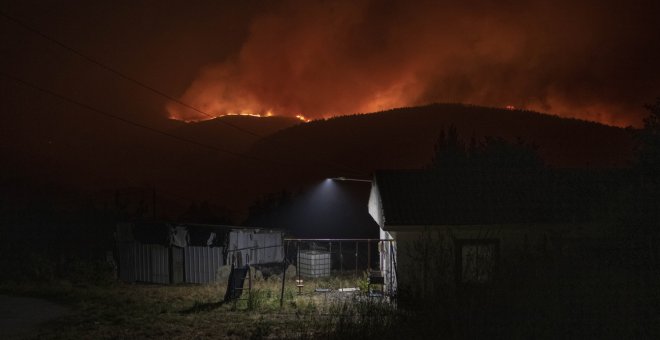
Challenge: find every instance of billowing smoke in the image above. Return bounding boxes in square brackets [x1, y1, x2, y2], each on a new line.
[167, 0, 660, 127]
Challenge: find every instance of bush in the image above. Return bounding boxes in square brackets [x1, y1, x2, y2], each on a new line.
[62, 258, 116, 286]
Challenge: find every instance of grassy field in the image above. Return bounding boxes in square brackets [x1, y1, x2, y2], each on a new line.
[2, 251, 657, 339]
[0, 274, 400, 339]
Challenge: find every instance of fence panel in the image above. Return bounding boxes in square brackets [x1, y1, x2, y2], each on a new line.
[184, 246, 224, 283]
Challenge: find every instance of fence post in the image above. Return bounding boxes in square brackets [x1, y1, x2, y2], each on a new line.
[355, 241, 358, 276]
[368, 240, 371, 271]
[340, 241, 343, 274]
[280, 240, 287, 308]
[329, 241, 332, 274]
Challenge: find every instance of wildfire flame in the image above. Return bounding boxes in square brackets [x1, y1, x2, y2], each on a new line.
[295, 114, 311, 122]
[162, 0, 652, 128]
[169, 109, 311, 123]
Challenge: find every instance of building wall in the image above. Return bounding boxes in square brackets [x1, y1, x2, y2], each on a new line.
[386, 223, 584, 302]
[184, 246, 224, 284]
[379, 229, 397, 296]
[227, 230, 284, 266]
[117, 242, 170, 284]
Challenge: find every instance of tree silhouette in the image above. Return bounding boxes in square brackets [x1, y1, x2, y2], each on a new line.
[472, 136, 542, 172]
[178, 201, 232, 224]
[429, 125, 467, 170]
[638, 98, 660, 182]
[428, 126, 542, 172]
[634, 98, 660, 239]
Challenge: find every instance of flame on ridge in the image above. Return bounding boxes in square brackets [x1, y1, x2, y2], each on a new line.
[170, 110, 311, 123]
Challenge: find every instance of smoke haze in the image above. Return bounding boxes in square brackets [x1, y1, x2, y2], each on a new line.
[168, 0, 660, 127]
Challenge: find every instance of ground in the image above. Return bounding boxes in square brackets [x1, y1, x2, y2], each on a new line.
[0, 275, 397, 339]
[0, 295, 70, 339]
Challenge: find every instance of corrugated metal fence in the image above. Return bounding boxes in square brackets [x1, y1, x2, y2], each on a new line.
[184, 246, 224, 284]
[117, 242, 170, 284]
[228, 230, 284, 266]
[116, 226, 284, 284]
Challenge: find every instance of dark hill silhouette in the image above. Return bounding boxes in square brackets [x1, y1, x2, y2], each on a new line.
[244, 104, 635, 201]
[0, 89, 299, 220]
[171, 115, 301, 152]
[0, 101, 635, 222]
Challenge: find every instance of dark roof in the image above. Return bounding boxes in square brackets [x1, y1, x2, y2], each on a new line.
[374, 169, 623, 226]
[186, 224, 234, 246]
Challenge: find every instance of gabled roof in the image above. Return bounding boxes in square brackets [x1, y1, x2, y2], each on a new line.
[372, 169, 618, 227]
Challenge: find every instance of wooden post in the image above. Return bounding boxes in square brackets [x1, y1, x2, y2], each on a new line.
[297, 241, 301, 284]
[329, 241, 332, 273]
[368, 240, 371, 271]
[248, 263, 252, 302]
[340, 241, 343, 274]
[279, 240, 287, 308]
[355, 241, 358, 276]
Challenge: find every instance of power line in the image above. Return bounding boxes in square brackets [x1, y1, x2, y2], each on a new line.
[1, 71, 365, 177]
[0, 9, 366, 177]
[0, 9, 261, 139]
[0, 71, 269, 163]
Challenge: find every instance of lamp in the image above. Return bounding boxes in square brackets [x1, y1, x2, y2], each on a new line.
[330, 177, 372, 183]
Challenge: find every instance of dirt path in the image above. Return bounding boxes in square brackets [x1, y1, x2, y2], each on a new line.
[0, 295, 70, 339]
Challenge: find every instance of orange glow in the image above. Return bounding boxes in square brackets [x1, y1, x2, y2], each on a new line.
[224, 112, 264, 118]
[162, 0, 653, 128]
[169, 109, 312, 123]
[295, 114, 311, 122]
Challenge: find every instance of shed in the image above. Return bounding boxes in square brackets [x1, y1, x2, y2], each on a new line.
[368, 169, 623, 300]
[227, 229, 285, 267]
[115, 223, 284, 284]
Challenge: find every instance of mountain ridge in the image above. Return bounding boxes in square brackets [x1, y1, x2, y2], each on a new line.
[0, 103, 636, 221]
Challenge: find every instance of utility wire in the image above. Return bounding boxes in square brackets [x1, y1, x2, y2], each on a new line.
[0, 9, 366, 177]
[0, 71, 268, 163]
[0, 9, 261, 139]
[1, 71, 364, 176]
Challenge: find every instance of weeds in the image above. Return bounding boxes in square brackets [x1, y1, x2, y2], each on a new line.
[0, 274, 407, 339]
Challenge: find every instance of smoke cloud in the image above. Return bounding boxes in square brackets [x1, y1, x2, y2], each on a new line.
[167, 0, 660, 127]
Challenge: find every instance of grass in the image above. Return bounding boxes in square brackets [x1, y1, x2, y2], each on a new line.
[4, 252, 656, 339]
[0, 273, 399, 339]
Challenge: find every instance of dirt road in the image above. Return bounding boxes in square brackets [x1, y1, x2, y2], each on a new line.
[0, 295, 69, 339]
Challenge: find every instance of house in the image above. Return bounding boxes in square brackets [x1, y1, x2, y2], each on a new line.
[368, 168, 623, 301]
[115, 222, 284, 284]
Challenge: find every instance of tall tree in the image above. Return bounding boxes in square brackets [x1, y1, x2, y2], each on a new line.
[429, 126, 541, 172]
[639, 98, 660, 182]
[472, 137, 542, 172]
[429, 125, 467, 170]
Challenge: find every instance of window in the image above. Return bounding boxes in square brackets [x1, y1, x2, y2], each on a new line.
[455, 239, 499, 284]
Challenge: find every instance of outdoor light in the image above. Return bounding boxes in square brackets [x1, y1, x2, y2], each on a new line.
[330, 177, 372, 183]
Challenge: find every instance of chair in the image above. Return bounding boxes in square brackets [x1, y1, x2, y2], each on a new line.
[367, 270, 385, 297]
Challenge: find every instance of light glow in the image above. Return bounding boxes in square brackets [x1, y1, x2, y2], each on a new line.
[171, 110, 311, 123]
[295, 114, 311, 122]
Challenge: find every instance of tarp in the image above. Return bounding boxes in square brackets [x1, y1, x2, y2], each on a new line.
[227, 230, 284, 266]
[186, 225, 230, 247]
[170, 226, 189, 248]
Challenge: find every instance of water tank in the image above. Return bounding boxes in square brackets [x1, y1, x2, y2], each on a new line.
[298, 250, 331, 278]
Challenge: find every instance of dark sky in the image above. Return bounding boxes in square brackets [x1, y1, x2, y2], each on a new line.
[2, 0, 659, 127]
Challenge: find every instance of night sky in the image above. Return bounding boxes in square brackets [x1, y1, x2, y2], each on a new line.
[2, 0, 659, 127]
